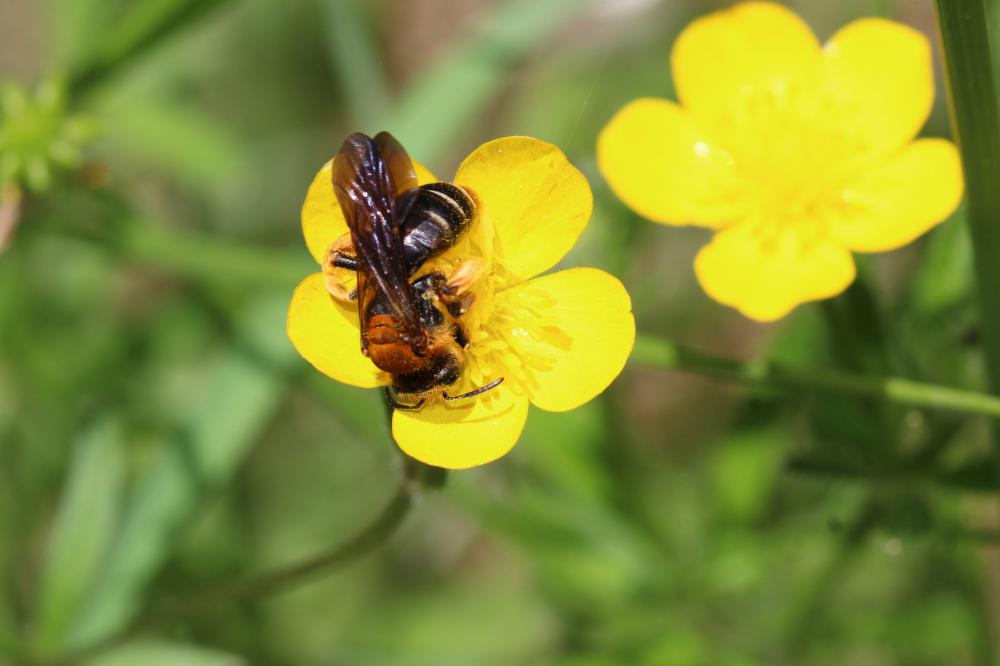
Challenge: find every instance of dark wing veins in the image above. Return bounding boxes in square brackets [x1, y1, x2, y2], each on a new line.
[332, 133, 426, 352]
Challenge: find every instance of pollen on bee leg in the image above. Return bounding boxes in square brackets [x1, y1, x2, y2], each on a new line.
[444, 258, 483, 298]
[323, 232, 358, 302]
[324, 274, 355, 302]
[326, 232, 354, 257]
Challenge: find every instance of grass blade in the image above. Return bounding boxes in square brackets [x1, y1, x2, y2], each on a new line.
[32, 419, 125, 658]
[934, 0, 1000, 481]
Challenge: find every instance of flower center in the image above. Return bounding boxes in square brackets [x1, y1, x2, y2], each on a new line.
[454, 237, 560, 399]
[708, 77, 881, 243]
[459, 253, 514, 393]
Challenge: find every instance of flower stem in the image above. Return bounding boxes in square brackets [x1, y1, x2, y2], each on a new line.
[631, 335, 1000, 420]
[934, 0, 1000, 471]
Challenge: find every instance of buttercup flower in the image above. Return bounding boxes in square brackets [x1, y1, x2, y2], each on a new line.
[598, 1, 963, 321]
[288, 137, 635, 469]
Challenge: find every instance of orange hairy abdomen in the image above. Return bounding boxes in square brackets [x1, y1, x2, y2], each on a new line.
[366, 314, 427, 374]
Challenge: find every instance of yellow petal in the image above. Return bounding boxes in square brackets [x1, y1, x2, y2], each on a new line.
[830, 139, 963, 253]
[672, 2, 820, 124]
[286, 273, 388, 388]
[597, 98, 741, 227]
[454, 137, 592, 284]
[301, 158, 436, 264]
[694, 224, 856, 322]
[492, 268, 635, 412]
[823, 18, 933, 154]
[392, 385, 529, 469]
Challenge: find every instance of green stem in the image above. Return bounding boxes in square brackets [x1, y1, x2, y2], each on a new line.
[934, 0, 1000, 477]
[632, 335, 1000, 420]
[819, 270, 900, 460]
[61, 477, 415, 665]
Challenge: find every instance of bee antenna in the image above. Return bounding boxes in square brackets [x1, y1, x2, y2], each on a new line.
[443, 377, 504, 401]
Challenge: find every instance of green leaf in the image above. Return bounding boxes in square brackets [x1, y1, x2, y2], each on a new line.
[32, 418, 125, 657]
[67, 293, 296, 649]
[84, 639, 243, 666]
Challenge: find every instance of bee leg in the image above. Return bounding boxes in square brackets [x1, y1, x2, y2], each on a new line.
[443, 377, 504, 401]
[324, 233, 359, 301]
[446, 292, 475, 318]
[325, 233, 358, 271]
[331, 253, 358, 271]
[454, 321, 470, 349]
[384, 387, 425, 411]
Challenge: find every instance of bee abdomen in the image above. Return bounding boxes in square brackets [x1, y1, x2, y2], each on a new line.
[401, 183, 476, 274]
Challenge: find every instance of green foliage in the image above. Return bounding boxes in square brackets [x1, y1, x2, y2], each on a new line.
[0, 0, 996, 665]
[68, 294, 297, 649]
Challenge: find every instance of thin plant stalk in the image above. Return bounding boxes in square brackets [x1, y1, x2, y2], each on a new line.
[632, 335, 1000, 420]
[934, 0, 1000, 479]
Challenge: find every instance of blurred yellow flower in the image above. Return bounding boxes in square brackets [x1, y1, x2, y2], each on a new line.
[288, 137, 635, 469]
[598, 1, 963, 321]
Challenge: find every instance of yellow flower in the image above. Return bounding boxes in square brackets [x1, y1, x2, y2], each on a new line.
[287, 137, 635, 469]
[597, 1, 963, 321]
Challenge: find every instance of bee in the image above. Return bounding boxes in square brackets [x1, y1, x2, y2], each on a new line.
[329, 131, 503, 410]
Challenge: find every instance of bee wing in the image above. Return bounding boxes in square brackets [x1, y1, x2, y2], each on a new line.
[373, 131, 421, 223]
[373, 131, 418, 197]
[333, 133, 424, 349]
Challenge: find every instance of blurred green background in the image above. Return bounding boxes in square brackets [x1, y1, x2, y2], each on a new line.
[1, 0, 998, 664]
